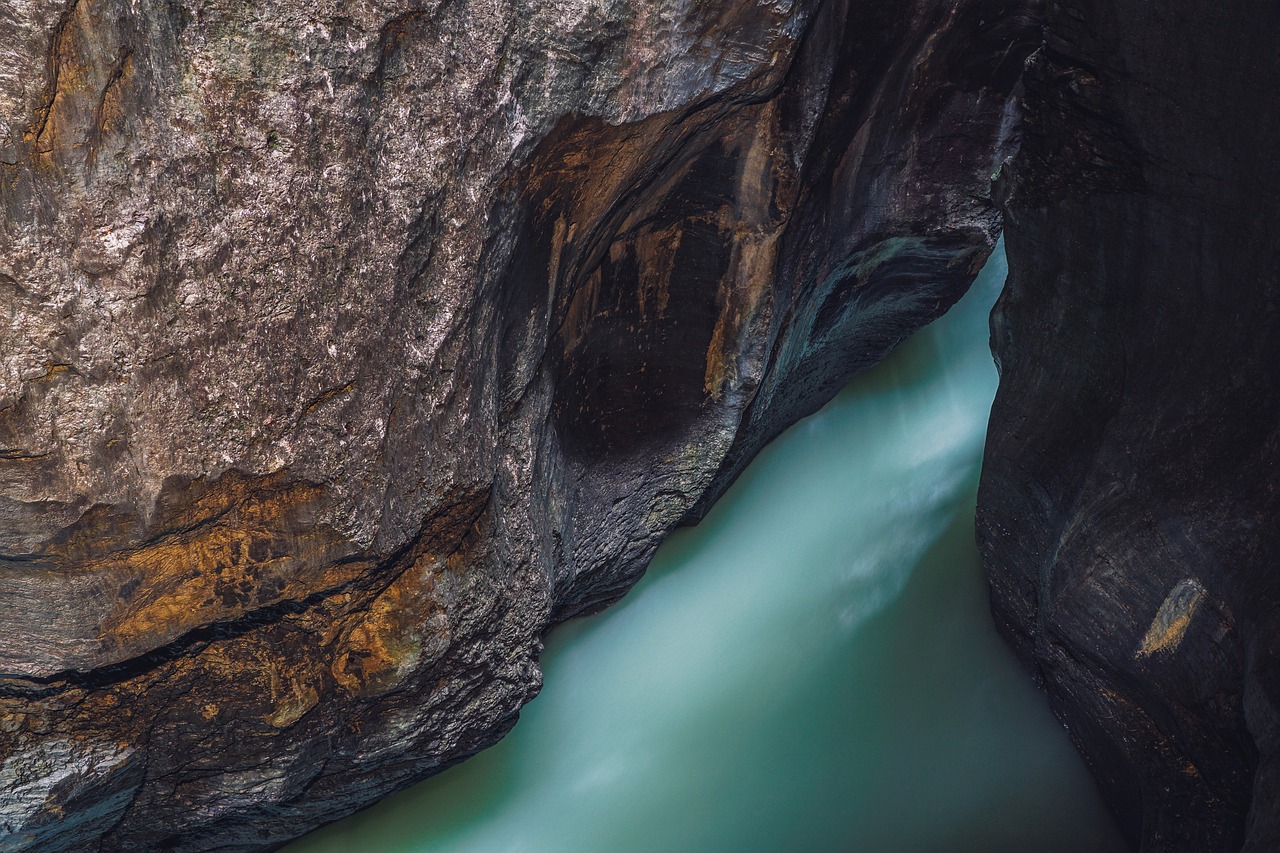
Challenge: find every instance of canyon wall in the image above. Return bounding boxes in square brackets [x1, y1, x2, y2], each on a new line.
[0, 0, 1036, 848]
[980, 0, 1280, 850]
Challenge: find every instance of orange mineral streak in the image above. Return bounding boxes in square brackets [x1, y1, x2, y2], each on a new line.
[331, 564, 449, 699]
[524, 98, 794, 411]
[331, 486, 490, 698]
[26, 0, 135, 176]
[704, 100, 786, 398]
[87, 473, 366, 659]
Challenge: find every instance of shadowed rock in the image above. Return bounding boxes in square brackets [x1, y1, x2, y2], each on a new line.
[981, 0, 1280, 849]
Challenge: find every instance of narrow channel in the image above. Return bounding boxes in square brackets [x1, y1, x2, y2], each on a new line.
[290, 242, 1126, 852]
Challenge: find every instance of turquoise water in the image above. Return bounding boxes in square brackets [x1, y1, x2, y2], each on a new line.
[290, 244, 1126, 853]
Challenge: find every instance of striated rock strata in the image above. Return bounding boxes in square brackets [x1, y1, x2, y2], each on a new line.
[0, 0, 1037, 848]
[980, 0, 1280, 850]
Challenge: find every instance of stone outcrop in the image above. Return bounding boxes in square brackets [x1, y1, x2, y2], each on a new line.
[0, 0, 1036, 847]
[979, 0, 1280, 850]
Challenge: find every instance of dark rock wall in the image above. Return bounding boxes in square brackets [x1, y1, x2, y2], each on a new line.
[980, 0, 1280, 850]
[0, 0, 1038, 848]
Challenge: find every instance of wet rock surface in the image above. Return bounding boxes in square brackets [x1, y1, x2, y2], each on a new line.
[0, 0, 1035, 848]
[980, 0, 1280, 850]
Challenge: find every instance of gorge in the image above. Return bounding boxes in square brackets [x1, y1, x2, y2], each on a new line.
[0, 0, 1276, 850]
[287, 244, 1127, 853]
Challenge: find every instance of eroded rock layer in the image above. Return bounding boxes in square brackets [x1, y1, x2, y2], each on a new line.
[0, 0, 1036, 848]
[981, 0, 1280, 850]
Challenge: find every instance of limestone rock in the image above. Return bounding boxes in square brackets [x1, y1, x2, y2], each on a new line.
[0, 0, 1035, 847]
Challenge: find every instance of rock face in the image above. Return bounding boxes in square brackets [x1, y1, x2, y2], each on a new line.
[0, 0, 1036, 847]
[980, 0, 1280, 850]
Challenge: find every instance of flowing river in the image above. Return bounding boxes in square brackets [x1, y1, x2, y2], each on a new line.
[289, 242, 1125, 852]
